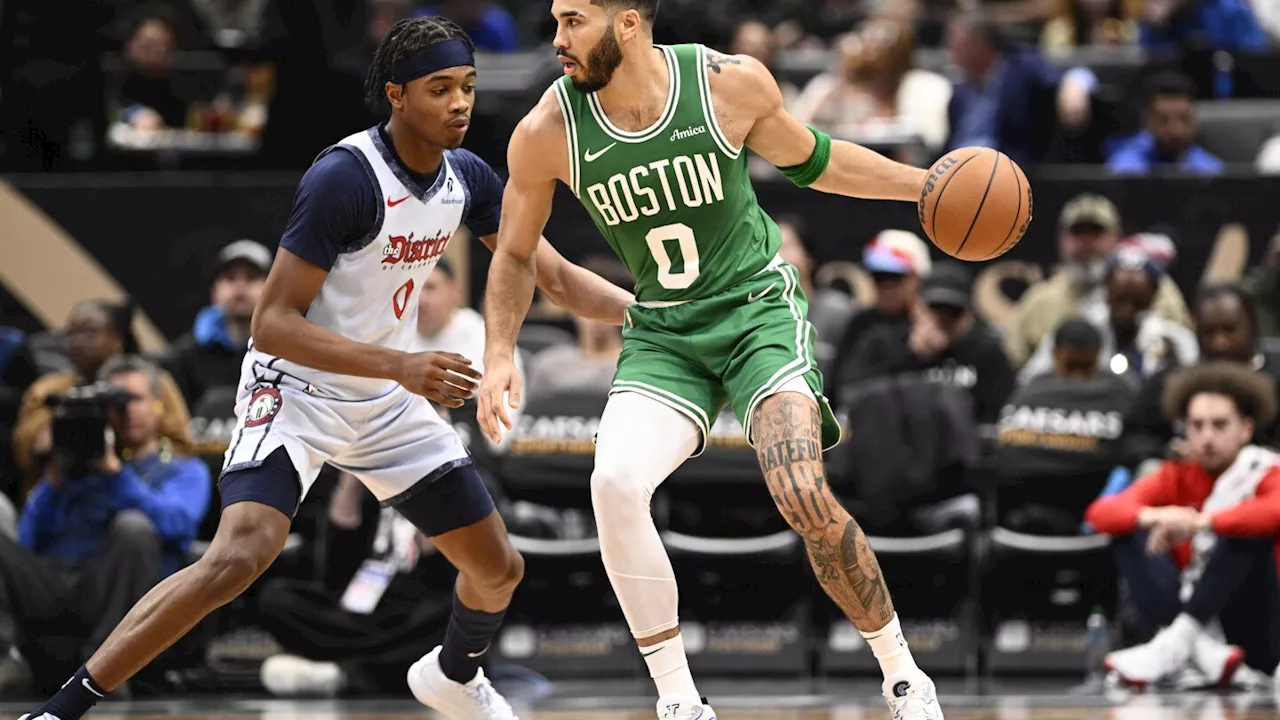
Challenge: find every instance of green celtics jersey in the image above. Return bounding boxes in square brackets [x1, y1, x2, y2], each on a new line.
[552, 44, 781, 302]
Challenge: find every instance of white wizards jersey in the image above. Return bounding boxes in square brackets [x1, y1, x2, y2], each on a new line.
[244, 128, 467, 400]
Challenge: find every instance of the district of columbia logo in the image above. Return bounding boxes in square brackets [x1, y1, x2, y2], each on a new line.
[244, 387, 283, 427]
[670, 125, 707, 142]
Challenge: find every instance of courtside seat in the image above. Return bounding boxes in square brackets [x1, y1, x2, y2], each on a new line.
[983, 527, 1116, 676]
[819, 528, 978, 677]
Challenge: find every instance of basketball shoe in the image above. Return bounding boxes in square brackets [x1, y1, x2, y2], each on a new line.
[657, 696, 717, 719]
[407, 646, 517, 720]
[883, 674, 944, 720]
[1190, 634, 1247, 688]
[1105, 624, 1196, 688]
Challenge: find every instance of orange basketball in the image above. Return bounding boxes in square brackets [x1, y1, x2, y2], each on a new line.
[918, 147, 1032, 262]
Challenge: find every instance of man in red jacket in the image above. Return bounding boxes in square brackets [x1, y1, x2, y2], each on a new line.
[1086, 362, 1280, 688]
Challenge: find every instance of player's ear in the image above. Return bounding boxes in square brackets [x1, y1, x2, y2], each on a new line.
[385, 81, 405, 111]
[617, 8, 642, 41]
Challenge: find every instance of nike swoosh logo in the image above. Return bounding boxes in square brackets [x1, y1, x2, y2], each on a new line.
[387, 195, 411, 207]
[467, 645, 490, 659]
[584, 143, 618, 162]
[641, 646, 665, 658]
[82, 678, 104, 698]
[747, 283, 777, 302]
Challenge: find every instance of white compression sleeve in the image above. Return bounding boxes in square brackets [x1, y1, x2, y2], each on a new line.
[591, 391, 701, 639]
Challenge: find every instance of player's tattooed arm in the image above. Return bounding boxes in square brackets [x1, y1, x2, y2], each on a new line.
[754, 394, 894, 630]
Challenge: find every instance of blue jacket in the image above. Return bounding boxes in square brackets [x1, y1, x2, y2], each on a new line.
[1141, 0, 1268, 52]
[945, 49, 1064, 169]
[19, 449, 211, 576]
[1106, 131, 1225, 175]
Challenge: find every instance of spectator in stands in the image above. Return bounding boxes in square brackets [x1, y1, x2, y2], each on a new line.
[1139, 0, 1267, 52]
[845, 263, 1016, 424]
[1004, 194, 1192, 367]
[12, 302, 192, 492]
[1122, 285, 1280, 470]
[1020, 244, 1199, 383]
[1107, 72, 1224, 176]
[995, 318, 1136, 533]
[415, 258, 483, 364]
[827, 229, 932, 397]
[791, 16, 952, 149]
[526, 257, 634, 401]
[1089, 363, 1280, 684]
[419, 0, 519, 52]
[1041, 0, 1141, 53]
[165, 240, 271, 412]
[0, 356, 210, 693]
[943, 12, 1096, 167]
[113, 6, 187, 130]
[0, 331, 39, 501]
[731, 20, 797, 106]
[1242, 231, 1280, 339]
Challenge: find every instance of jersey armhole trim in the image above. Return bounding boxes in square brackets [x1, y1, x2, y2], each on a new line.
[332, 144, 386, 254]
[696, 45, 744, 160]
[552, 80, 581, 197]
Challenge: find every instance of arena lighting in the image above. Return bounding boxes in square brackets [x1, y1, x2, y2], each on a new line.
[1110, 354, 1130, 375]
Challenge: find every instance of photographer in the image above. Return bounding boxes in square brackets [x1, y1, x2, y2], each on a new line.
[12, 301, 193, 491]
[0, 356, 210, 693]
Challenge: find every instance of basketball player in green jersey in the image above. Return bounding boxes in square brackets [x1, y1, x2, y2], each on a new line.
[479, 2, 943, 718]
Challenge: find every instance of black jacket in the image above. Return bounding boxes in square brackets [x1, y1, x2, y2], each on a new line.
[843, 318, 1017, 425]
[163, 333, 247, 415]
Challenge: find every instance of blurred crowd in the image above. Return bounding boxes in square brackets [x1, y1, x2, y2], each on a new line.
[8, 0, 1280, 172]
[3, 0, 1280, 700]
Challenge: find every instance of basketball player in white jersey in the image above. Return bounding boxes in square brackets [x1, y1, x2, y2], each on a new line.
[18, 18, 631, 720]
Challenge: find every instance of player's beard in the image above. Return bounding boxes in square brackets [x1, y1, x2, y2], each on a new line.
[571, 27, 624, 94]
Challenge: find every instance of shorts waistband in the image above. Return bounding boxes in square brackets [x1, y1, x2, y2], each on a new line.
[635, 255, 785, 309]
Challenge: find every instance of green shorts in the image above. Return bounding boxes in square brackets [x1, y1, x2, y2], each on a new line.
[612, 256, 842, 456]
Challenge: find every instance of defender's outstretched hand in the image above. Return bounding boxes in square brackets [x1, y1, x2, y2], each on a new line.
[396, 352, 481, 408]
[477, 355, 522, 445]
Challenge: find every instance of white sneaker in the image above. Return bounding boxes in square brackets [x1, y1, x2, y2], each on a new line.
[260, 654, 345, 697]
[408, 646, 517, 720]
[657, 696, 717, 719]
[883, 674, 944, 720]
[1190, 634, 1246, 688]
[1104, 626, 1194, 689]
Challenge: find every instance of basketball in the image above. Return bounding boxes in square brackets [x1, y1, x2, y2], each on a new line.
[918, 147, 1033, 262]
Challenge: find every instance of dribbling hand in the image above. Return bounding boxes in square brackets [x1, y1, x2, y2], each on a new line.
[477, 355, 523, 445]
[396, 352, 481, 408]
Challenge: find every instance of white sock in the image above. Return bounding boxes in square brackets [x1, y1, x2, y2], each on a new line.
[1166, 613, 1202, 648]
[641, 633, 700, 700]
[861, 614, 920, 679]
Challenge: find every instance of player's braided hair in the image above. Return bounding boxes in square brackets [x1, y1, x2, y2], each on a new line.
[364, 16, 476, 113]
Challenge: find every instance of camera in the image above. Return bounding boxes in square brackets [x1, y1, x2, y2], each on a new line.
[45, 383, 133, 474]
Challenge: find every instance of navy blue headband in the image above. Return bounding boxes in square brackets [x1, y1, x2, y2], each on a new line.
[391, 39, 475, 84]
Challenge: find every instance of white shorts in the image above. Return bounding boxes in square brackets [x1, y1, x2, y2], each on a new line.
[222, 381, 469, 505]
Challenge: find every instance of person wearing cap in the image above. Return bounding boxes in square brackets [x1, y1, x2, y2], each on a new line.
[1004, 194, 1191, 368]
[844, 262, 1016, 426]
[1019, 244, 1199, 384]
[163, 240, 271, 413]
[827, 229, 932, 398]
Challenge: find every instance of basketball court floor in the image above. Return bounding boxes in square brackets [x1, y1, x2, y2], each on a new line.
[4, 679, 1276, 720]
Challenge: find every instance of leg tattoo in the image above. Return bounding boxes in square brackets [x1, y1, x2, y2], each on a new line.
[755, 393, 894, 631]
